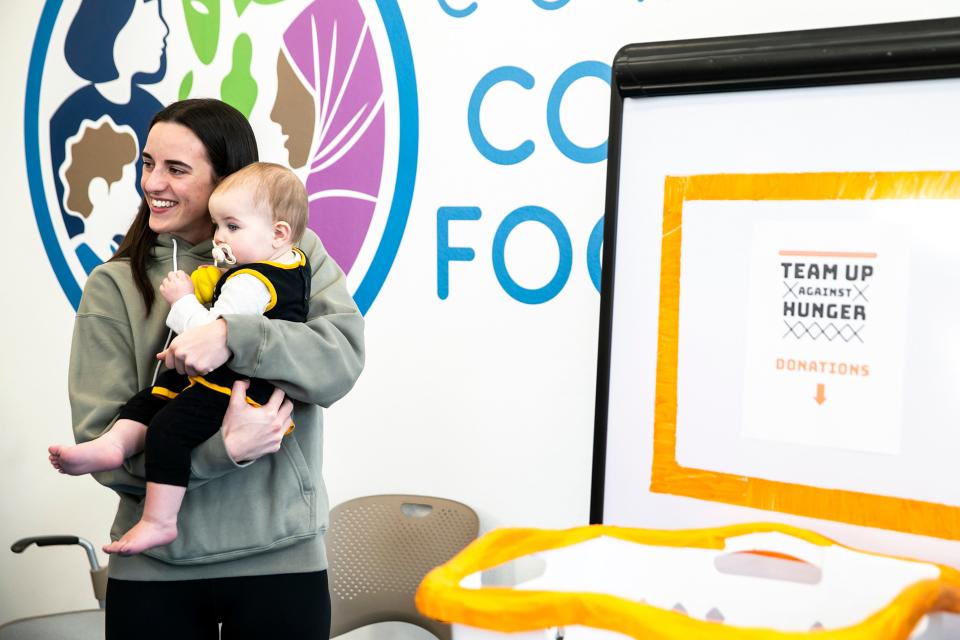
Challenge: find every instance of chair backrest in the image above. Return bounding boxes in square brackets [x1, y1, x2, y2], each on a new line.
[327, 494, 480, 639]
[0, 610, 104, 640]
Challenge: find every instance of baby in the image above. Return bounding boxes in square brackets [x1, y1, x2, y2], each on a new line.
[49, 162, 311, 555]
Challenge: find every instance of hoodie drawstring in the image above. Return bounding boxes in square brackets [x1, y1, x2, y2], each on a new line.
[150, 237, 179, 386]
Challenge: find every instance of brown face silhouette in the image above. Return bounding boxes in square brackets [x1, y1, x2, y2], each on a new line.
[63, 122, 137, 218]
[270, 50, 315, 169]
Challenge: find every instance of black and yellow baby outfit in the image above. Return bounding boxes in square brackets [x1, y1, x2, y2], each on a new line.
[118, 250, 310, 487]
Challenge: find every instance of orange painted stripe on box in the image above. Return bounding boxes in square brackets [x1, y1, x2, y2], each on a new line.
[417, 524, 960, 640]
[779, 250, 878, 259]
[652, 171, 960, 541]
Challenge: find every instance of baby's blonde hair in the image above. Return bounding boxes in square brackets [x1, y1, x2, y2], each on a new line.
[214, 162, 308, 241]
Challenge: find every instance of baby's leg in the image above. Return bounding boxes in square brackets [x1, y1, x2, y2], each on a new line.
[103, 482, 184, 555]
[49, 419, 147, 475]
[104, 386, 229, 555]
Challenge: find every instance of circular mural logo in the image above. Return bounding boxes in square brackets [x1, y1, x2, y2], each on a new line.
[26, 0, 417, 314]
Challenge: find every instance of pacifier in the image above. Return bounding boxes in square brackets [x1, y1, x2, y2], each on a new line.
[212, 240, 237, 267]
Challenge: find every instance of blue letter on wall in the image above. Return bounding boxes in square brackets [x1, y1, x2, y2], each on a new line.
[468, 66, 535, 165]
[547, 61, 610, 164]
[492, 206, 572, 304]
[437, 206, 482, 299]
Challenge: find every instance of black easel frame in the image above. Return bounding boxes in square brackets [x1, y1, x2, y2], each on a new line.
[591, 17, 960, 524]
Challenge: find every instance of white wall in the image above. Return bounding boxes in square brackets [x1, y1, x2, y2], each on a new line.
[2, 1, 122, 623]
[4, 0, 960, 628]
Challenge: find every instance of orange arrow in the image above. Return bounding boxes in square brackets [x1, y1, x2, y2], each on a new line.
[814, 383, 826, 405]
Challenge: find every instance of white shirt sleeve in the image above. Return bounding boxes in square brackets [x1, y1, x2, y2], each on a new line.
[166, 273, 273, 334]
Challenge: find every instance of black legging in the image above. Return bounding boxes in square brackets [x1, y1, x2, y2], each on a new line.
[105, 570, 330, 639]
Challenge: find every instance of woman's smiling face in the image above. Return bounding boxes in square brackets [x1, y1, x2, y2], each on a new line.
[141, 121, 217, 245]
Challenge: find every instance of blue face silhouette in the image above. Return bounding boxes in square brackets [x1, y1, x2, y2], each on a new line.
[64, 0, 168, 85]
[50, 0, 168, 272]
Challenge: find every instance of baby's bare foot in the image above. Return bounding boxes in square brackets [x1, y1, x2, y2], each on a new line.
[48, 441, 125, 476]
[103, 518, 178, 556]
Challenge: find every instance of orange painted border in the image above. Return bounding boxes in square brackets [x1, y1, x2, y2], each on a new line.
[653, 171, 960, 540]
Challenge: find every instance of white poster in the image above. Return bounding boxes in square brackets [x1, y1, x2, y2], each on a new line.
[741, 206, 911, 454]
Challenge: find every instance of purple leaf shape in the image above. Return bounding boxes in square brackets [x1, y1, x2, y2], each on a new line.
[282, 0, 385, 275]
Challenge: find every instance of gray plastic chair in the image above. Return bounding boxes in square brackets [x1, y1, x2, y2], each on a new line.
[0, 536, 106, 640]
[327, 495, 479, 640]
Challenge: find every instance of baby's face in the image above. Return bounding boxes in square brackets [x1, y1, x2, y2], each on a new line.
[209, 183, 279, 265]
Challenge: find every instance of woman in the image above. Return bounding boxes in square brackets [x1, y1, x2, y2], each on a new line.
[69, 98, 364, 639]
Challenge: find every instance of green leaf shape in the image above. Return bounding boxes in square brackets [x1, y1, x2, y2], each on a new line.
[178, 71, 194, 101]
[220, 33, 257, 118]
[182, 0, 220, 65]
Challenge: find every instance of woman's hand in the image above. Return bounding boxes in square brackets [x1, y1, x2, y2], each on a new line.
[160, 270, 195, 305]
[157, 319, 230, 376]
[222, 381, 294, 463]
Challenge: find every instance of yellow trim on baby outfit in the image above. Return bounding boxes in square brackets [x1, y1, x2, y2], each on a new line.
[187, 376, 295, 434]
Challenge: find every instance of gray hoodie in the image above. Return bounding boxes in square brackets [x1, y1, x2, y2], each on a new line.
[69, 230, 364, 580]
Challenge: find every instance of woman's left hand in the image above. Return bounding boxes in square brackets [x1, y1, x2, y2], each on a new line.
[158, 319, 230, 376]
[221, 381, 293, 463]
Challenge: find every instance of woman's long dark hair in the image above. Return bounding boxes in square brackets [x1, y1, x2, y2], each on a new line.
[112, 99, 259, 313]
